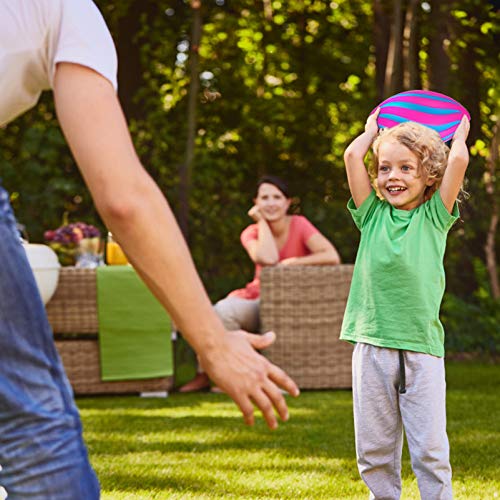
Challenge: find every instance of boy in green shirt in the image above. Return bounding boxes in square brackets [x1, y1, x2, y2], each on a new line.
[341, 109, 470, 499]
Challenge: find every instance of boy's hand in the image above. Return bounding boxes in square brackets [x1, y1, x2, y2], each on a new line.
[365, 107, 380, 138]
[452, 115, 470, 143]
[343, 108, 379, 208]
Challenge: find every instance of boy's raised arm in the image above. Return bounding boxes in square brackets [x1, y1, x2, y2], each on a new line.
[440, 116, 470, 213]
[343, 110, 379, 208]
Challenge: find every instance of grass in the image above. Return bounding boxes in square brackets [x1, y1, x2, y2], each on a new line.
[78, 362, 500, 499]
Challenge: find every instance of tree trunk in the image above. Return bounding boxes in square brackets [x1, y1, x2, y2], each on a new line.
[402, 0, 421, 90]
[374, 0, 391, 101]
[457, 44, 481, 143]
[485, 119, 500, 299]
[427, 0, 451, 93]
[262, 0, 273, 20]
[384, 0, 404, 98]
[114, 1, 157, 122]
[179, 0, 203, 240]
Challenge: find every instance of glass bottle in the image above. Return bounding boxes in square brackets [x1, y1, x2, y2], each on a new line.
[106, 232, 128, 265]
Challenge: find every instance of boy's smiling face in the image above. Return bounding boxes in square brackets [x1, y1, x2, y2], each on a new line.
[376, 139, 435, 211]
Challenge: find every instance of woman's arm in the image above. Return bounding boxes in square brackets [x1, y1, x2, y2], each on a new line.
[440, 116, 470, 213]
[280, 233, 341, 266]
[53, 62, 299, 429]
[344, 110, 379, 208]
[244, 206, 280, 265]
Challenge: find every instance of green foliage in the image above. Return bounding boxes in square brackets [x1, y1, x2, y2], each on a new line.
[442, 258, 500, 354]
[442, 292, 500, 354]
[1, 0, 498, 347]
[0, 95, 102, 240]
[121, 0, 375, 298]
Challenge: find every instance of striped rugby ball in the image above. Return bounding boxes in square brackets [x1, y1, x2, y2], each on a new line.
[371, 90, 470, 142]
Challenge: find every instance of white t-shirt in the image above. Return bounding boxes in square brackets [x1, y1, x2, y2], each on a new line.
[0, 0, 118, 126]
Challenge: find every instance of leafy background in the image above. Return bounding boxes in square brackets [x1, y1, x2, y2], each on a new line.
[0, 0, 498, 353]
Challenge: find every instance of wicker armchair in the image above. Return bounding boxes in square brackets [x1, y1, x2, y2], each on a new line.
[260, 264, 354, 389]
[46, 267, 172, 395]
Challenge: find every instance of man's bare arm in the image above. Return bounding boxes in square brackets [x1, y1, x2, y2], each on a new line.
[53, 62, 299, 429]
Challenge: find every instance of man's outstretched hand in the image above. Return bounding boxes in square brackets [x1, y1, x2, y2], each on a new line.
[198, 330, 300, 430]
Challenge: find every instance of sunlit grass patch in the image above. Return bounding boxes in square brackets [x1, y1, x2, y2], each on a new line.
[78, 362, 499, 499]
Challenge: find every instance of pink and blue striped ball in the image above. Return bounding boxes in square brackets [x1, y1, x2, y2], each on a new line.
[371, 90, 470, 142]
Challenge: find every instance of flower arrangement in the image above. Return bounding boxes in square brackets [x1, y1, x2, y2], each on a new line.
[44, 222, 101, 266]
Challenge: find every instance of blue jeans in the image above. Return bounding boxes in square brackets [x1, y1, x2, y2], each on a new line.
[0, 185, 100, 499]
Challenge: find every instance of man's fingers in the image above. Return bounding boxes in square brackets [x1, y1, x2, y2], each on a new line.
[246, 331, 276, 350]
[250, 389, 279, 430]
[232, 393, 255, 427]
[231, 383, 286, 430]
[201, 329, 299, 428]
[262, 380, 289, 422]
[268, 362, 300, 397]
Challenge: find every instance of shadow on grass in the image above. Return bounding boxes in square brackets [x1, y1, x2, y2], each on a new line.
[98, 467, 363, 499]
[81, 392, 355, 461]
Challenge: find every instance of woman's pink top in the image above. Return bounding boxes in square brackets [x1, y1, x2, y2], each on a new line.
[228, 215, 319, 300]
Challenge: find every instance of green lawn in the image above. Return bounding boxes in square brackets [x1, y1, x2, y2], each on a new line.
[78, 362, 499, 499]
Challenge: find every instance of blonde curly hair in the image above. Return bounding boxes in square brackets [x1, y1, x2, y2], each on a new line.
[370, 121, 450, 201]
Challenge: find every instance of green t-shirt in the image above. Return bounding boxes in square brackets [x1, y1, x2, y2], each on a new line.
[340, 190, 459, 357]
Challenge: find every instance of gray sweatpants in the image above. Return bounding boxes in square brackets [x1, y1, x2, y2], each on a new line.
[353, 343, 452, 500]
[214, 296, 260, 332]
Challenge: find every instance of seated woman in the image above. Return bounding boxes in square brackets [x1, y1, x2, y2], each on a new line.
[179, 175, 341, 392]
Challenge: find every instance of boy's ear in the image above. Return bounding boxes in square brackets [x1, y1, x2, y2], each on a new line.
[426, 177, 437, 187]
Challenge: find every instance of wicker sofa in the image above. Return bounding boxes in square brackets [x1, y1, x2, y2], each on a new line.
[260, 264, 354, 389]
[46, 267, 173, 395]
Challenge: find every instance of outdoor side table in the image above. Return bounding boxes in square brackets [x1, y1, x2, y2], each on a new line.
[45, 266, 173, 395]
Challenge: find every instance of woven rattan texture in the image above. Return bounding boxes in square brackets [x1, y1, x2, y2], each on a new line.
[46, 267, 98, 334]
[55, 340, 172, 395]
[260, 265, 354, 389]
[46, 267, 172, 394]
